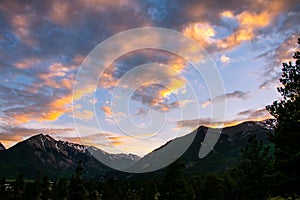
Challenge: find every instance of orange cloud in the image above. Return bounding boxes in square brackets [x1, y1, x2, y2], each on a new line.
[159, 78, 185, 98]
[201, 100, 211, 108]
[218, 7, 282, 50]
[177, 107, 273, 129]
[108, 136, 124, 141]
[9, 94, 73, 123]
[34, 62, 77, 90]
[183, 22, 216, 47]
[101, 106, 113, 116]
[111, 140, 123, 146]
[221, 11, 234, 18]
[238, 11, 270, 27]
[220, 54, 231, 63]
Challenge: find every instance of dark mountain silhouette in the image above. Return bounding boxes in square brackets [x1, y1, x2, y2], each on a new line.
[128, 120, 274, 174]
[0, 120, 274, 179]
[0, 134, 139, 179]
[0, 142, 5, 151]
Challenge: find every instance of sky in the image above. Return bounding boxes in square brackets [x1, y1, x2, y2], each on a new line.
[0, 0, 299, 156]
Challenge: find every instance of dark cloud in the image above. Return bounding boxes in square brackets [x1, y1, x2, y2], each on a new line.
[253, 4, 300, 89]
[257, 34, 299, 89]
[0, 120, 74, 143]
[201, 91, 249, 107]
[176, 117, 240, 128]
[177, 107, 272, 128]
[56, 132, 125, 147]
[237, 108, 272, 119]
[215, 90, 249, 101]
[131, 84, 181, 112]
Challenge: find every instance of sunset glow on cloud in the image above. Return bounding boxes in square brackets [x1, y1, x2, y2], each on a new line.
[0, 0, 299, 155]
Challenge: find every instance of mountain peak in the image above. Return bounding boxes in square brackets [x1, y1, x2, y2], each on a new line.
[0, 142, 5, 150]
[27, 133, 56, 142]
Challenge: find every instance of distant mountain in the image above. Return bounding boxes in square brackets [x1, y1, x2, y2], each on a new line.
[128, 120, 274, 174]
[88, 146, 140, 170]
[0, 134, 139, 179]
[0, 120, 275, 179]
[0, 142, 5, 151]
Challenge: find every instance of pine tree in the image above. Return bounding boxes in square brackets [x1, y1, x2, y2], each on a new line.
[41, 176, 51, 200]
[33, 170, 42, 199]
[55, 178, 68, 200]
[230, 135, 273, 200]
[0, 176, 7, 200]
[159, 160, 193, 200]
[13, 171, 25, 199]
[69, 160, 86, 200]
[266, 38, 300, 199]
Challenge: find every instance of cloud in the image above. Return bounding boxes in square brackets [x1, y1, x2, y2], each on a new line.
[1, 61, 77, 123]
[217, 11, 272, 49]
[221, 11, 234, 18]
[4, 94, 73, 123]
[201, 91, 249, 108]
[101, 106, 113, 117]
[111, 140, 123, 146]
[257, 34, 300, 89]
[183, 22, 216, 47]
[15, 57, 43, 69]
[176, 118, 239, 128]
[10, 14, 35, 45]
[177, 107, 273, 129]
[220, 54, 232, 63]
[236, 107, 273, 120]
[0, 118, 75, 147]
[220, 90, 249, 100]
[135, 107, 148, 115]
[201, 100, 211, 108]
[57, 132, 126, 148]
[49, 1, 73, 26]
[96, 50, 189, 113]
[73, 110, 94, 121]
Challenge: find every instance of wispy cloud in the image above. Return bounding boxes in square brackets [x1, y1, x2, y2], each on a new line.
[177, 107, 272, 129]
[237, 107, 272, 119]
[202, 90, 249, 108]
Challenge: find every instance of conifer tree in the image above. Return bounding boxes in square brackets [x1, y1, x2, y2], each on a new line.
[266, 38, 300, 199]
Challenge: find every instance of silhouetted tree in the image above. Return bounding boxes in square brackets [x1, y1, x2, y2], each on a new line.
[102, 178, 123, 200]
[159, 160, 193, 200]
[32, 170, 42, 199]
[54, 178, 68, 200]
[266, 38, 300, 199]
[0, 176, 8, 200]
[231, 135, 273, 200]
[69, 160, 87, 200]
[198, 174, 227, 200]
[41, 176, 51, 200]
[12, 171, 25, 199]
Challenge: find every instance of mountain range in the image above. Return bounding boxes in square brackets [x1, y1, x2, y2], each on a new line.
[0, 134, 139, 179]
[129, 120, 274, 174]
[0, 120, 275, 179]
